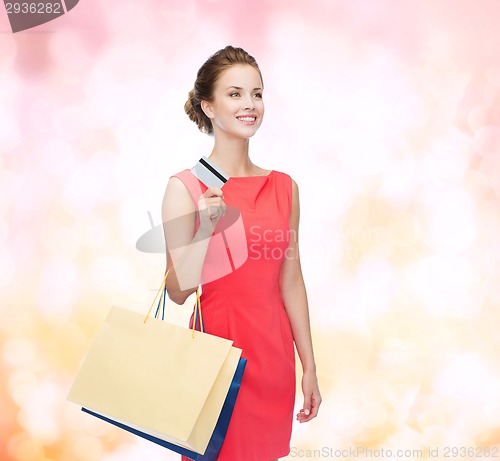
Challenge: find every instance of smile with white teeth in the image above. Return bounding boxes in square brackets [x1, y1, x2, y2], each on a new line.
[237, 116, 256, 122]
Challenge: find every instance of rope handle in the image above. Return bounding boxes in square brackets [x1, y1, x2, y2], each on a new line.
[144, 268, 203, 338]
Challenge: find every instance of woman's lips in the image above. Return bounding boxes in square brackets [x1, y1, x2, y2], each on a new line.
[236, 116, 257, 125]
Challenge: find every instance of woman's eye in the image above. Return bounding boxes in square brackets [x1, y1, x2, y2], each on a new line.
[230, 92, 240, 97]
[254, 93, 263, 99]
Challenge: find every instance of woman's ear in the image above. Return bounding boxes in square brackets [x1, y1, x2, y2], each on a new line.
[201, 100, 214, 119]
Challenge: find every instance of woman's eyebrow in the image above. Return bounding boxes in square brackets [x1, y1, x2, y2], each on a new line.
[226, 86, 263, 91]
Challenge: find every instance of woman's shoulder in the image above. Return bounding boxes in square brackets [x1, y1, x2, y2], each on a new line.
[169, 168, 203, 188]
[271, 169, 295, 185]
[167, 168, 206, 203]
[169, 168, 191, 180]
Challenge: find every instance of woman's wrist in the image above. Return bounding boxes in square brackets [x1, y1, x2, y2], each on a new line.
[194, 224, 214, 241]
[302, 363, 317, 375]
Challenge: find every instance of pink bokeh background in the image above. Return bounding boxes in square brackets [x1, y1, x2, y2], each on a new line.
[2, 1, 500, 460]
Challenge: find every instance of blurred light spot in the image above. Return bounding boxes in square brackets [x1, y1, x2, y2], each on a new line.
[115, 122, 150, 159]
[428, 131, 470, 182]
[378, 156, 417, 211]
[0, 246, 16, 288]
[40, 221, 81, 258]
[462, 170, 491, 205]
[8, 370, 38, 406]
[418, 184, 476, 253]
[0, 107, 21, 152]
[0, 34, 16, 70]
[359, 402, 388, 428]
[35, 138, 76, 177]
[49, 28, 92, 72]
[473, 125, 500, 158]
[0, 189, 11, 220]
[2, 338, 36, 368]
[477, 199, 500, 247]
[64, 404, 112, 437]
[61, 154, 111, 215]
[0, 168, 23, 200]
[421, 426, 447, 449]
[384, 425, 424, 454]
[27, 94, 59, 135]
[483, 272, 500, 307]
[103, 444, 143, 461]
[339, 139, 391, 177]
[417, 406, 449, 429]
[83, 414, 114, 438]
[433, 353, 498, 401]
[478, 157, 500, 200]
[406, 254, 481, 318]
[360, 382, 387, 404]
[53, 105, 87, 141]
[0, 216, 8, 245]
[81, 83, 118, 128]
[74, 436, 103, 461]
[377, 338, 419, 368]
[387, 213, 421, 247]
[481, 242, 500, 273]
[307, 170, 353, 221]
[468, 104, 488, 132]
[385, 383, 420, 424]
[110, 42, 164, 82]
[482, 401, 500, 427]
[15, 439, 44, 461]
[36, 257, 76, 322]
[119, 196, 153, 244]
[80, 217, 109, 248]
[356, 258, 395, 315]
[485, 63, 500, 86]
[104, 2, 155, 40]
[17, 378, 61, 443]
[92, 256, 133, 291]
[158, 0, 196, 46]
[329, 401, 359, 433]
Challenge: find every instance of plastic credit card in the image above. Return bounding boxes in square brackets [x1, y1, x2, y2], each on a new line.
[191, 156, 230, 188]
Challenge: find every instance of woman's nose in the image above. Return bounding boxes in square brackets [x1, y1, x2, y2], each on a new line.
[243, 95, 254, 110]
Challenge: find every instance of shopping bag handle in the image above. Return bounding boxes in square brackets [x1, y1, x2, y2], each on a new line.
[144, 268, 203, 338]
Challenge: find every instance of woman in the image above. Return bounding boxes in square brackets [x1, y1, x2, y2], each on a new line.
[162, 46, 321, 461]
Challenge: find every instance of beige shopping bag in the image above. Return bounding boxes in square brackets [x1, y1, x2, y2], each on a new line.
[67, 274, 242, 454]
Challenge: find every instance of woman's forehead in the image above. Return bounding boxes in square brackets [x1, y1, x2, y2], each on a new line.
[216, 64, 263, 88]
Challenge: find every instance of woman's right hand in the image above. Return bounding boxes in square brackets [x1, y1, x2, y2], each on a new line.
[197, 187, 226, 236]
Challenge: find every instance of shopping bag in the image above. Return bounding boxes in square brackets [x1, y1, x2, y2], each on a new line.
[81, 354, 247, 460]
[197, 353, 246, 460]
[67, 269, 245, 457]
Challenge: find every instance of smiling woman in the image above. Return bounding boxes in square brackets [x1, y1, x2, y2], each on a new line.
[184, 46, 264, 137]
[163, 46, 321, 461]
[200, 64, 264, 142]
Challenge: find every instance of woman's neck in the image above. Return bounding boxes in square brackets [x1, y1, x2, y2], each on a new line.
[208, 136, 255, 177]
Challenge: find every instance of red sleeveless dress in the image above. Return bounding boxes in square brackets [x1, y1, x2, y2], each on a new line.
[171, 168, 296, 461]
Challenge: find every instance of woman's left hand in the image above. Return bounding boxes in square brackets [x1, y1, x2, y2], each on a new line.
[296, 369, 322, 423]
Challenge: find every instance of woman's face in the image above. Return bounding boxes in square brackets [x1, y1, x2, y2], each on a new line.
[202, 64, 264, 139]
